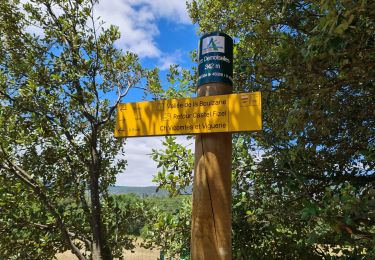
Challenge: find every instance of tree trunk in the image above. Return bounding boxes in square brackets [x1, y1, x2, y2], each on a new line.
[89, 128, 113, 260]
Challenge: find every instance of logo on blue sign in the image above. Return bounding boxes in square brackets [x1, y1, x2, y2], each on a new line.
[202, 36, 225, 54]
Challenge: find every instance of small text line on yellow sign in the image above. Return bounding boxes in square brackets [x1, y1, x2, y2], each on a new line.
[114, 92, 262, 137]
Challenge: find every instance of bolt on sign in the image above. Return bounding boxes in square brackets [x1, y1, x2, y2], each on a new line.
[114, 92, 261, 137]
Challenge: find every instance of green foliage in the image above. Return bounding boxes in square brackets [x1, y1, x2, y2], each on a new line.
[158, 64, 196, 100]
[109, 194, 150, 237]
[102, 194, 151, 258]
[0, 0, 161, 259]
[0, 175, 62, 260]
[149, 0, 374, 258]
[144, 194, 192, 214]
[151, 136, 194, 196]
[141, 197, 192, 259]
[108, 194, 192, 259]
[231, 136, 321, 259]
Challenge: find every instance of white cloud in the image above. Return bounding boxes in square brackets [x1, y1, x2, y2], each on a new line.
[95, 0, 191, 59]
[19, 0, 191, 65]
[116, 136, 193, 186]
[20, 0, 68, 36]
[17, 0, 195, 186]
[158, 49, 183, 70]
[136, 0, 191, 24]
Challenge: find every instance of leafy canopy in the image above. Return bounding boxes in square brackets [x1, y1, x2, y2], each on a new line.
[151, 0, 374, 258]
[0, 0, 162, 259]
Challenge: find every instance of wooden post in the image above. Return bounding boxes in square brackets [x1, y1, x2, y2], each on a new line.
[191, 33, 233, 260]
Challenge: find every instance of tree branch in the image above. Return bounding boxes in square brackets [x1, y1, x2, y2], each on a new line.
[0, 146, 87, 260]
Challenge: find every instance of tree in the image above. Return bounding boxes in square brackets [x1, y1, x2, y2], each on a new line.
[152, 0, 374, 258]
[0, 0, 160, 259]
[141, 196, 191, 259]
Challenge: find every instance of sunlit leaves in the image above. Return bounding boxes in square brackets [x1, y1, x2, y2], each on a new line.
[151, 136, 194, 196]
[0, 0, 162, 258]
[183, 0, 375, 258]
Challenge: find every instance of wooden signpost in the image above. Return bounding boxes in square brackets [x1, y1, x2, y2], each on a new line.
[115, 32, 262, 260]
[191, 32, 233, 260]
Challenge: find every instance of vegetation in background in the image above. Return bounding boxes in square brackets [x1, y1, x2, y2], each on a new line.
[1, 0, 374, 259]
[151, 136, 194, 196]
[111, 193, 192, 259]
[152, 0, 375, 258]
[0, 0, 162, 259]
[141, 196, 191, 259]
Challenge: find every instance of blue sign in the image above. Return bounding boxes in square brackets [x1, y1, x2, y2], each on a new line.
[198, 32, 233, 87]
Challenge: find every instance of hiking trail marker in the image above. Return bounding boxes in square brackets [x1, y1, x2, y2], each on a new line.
[114, 32, 262, 260]
[114, 92, 261, 137]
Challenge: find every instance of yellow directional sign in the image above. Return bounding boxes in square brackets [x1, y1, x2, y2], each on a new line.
[114, 92, 261, 137]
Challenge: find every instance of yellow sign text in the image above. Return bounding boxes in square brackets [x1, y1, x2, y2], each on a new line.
[114, 92, 261, 137]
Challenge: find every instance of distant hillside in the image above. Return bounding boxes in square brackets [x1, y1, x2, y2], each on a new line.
[108, 186, 192, 197]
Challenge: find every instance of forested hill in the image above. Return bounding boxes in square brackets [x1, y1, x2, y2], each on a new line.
[109, 186, 193, 196]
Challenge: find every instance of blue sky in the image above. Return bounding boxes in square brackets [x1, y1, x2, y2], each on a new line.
[22, 0, 198, 186]
[95, 0, 197, 71]
[94, 0, 199, 101]
[94, 0, 198, 186]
